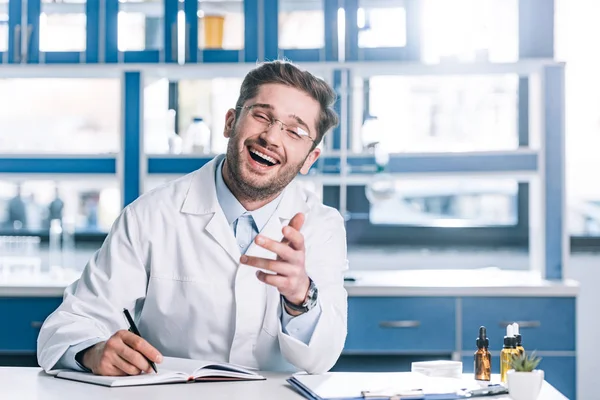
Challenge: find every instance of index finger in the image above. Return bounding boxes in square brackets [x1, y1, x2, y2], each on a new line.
[121, 331, 163, 364]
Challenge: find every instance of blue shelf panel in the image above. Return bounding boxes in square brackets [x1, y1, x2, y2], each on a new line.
[543, 65, 565, 280]
[147, 152, 538, 176]
[282, 49, 324, 63]
[42, 52, 83, 64]
[147, 156, 213, 174]
[264, 0, 278, 61]
[122, 51, 161, 64]
[315, 152, 539, 175]
[0, 158, 116, 174]
[358, 47, 412, 61]
[123, 72, 142, 206]
[27, 0, 41, 64]
[201, 50, 242, 63]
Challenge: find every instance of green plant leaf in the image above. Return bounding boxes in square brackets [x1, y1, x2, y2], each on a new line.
[510, 350, 542, 372]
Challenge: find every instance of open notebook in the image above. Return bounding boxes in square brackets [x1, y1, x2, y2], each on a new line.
[55, 356, 266, 387]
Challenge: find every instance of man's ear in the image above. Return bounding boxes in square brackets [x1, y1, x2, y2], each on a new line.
[223, 108, 236, 138]
[300, 147, 321, 175]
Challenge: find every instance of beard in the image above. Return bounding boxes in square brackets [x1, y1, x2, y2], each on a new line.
[224, 129, 308, 202]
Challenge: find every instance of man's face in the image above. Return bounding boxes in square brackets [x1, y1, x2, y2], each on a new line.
[223, 83, 322, 201]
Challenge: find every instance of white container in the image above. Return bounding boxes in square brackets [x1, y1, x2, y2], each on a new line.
[411, 360, 463, 379]
[182, 117, 211, 154]
[507, 369, 544, 400]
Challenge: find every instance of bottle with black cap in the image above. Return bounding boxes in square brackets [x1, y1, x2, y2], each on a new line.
[500, 324, 520, 382]
[474, 326, 491, 381]
[513, 322, 525, 355]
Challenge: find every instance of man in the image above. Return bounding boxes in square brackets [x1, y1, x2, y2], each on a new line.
[37, 60, 349, 376]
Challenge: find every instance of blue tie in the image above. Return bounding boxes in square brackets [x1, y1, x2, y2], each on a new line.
[234, 212, 256, 254]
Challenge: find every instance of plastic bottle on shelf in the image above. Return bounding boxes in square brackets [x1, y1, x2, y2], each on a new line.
[182, 117, 211, 154]
[360, 115, 382, 151]
[166, 109, 182, 154]
[365, 143, 396, 204]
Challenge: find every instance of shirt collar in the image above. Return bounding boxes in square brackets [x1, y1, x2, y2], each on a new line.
[215, 158, 283, 231]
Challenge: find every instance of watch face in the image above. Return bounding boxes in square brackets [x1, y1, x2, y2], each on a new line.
[303, 281, 318, 308]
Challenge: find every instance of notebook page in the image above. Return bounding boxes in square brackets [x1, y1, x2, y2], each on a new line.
[160, 357, 210, 376]
[193, 368, 265, 380]
[160, 356, 259, 378]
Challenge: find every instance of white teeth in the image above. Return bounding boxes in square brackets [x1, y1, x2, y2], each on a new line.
[250, 149, 277, 165]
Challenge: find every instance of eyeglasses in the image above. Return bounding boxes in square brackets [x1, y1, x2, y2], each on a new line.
[237, 105, 316, 145]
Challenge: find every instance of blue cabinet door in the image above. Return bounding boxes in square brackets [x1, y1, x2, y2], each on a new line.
[105, 0, 178, 63]
[462, 355, 576, 400]
[0, 0, 21, 63]
[25, 0, 100, 64]
[344, 297, 456, 353]
[184, 0, 257, 63]
[461, 297, 576, 352]
[0, 297, 62, 352]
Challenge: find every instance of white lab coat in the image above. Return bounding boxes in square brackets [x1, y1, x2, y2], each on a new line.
[37, 155, 348, 374]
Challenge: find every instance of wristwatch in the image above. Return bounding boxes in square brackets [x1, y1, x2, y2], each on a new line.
[282, 278, 318, 314]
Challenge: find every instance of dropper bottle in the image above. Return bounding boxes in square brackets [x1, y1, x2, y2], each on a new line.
[513, 323, 524, 355]
[474, 326, 491, 381]
[500, 324, 519, 382]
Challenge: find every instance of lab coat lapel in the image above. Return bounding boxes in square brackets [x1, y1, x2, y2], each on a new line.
[180, 154, 241, 264]
[205, 210, 242, 264]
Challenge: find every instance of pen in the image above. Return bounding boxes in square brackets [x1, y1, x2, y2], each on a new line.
[123, 308, 158, 373]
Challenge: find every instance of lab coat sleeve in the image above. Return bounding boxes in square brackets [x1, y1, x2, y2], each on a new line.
[280, 298, 322, 345]
[277, 210, 348, 374]
[37, 206, 149, 372]
[54, 338, 103, 371]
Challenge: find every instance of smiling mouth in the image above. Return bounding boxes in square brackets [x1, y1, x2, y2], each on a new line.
[248, 147, 280, 167]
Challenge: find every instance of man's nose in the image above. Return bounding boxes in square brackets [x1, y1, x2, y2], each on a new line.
[260, 121, 283, 147]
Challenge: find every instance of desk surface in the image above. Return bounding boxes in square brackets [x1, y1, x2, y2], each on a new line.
[1, 368, 568, 400]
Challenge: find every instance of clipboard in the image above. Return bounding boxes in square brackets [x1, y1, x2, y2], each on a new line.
[287, 376, 509, 400]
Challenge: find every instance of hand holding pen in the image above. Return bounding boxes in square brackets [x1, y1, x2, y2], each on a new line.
[79, 309, 162, 376]
[123, 308, 159, 373]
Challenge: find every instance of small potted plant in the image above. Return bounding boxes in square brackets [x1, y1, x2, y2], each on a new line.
[507, 351, 544, 400]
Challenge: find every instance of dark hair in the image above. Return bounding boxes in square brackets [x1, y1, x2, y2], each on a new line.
[235, 60, 339, 147]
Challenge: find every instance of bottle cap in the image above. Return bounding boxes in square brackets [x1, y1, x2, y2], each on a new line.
[504, 335, 517, 348]
[476, 326, 489, 349]
[503, 324, 516, 348]
[513, 323, 522, 346]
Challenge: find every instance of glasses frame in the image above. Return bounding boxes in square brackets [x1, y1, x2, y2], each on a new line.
[236, 105, 317, 146]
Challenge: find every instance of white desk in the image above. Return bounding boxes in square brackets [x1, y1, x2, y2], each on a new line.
[0, 368, 568, 400]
